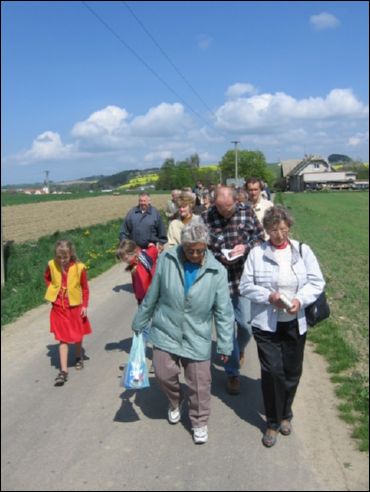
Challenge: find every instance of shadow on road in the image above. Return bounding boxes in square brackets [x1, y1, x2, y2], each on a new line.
[112, 283, 133, 294]
[46, 344, 90, 369]
[111, 340, 265, 435]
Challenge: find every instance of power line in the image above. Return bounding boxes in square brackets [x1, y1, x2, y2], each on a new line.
[121, 1, 216, 117]
[81, 1, 217, 133]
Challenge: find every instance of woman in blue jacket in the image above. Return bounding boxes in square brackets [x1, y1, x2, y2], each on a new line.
[132, 222, 234, 444]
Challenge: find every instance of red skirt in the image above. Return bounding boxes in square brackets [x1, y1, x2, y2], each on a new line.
[50, 304, 92, 343]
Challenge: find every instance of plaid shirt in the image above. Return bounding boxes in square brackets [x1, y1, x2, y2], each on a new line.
[201, 203, 265, 295]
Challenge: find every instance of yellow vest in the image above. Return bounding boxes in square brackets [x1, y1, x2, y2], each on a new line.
[44, 260, 86, 306]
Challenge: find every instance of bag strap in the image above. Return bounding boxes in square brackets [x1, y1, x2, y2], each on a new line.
[299, 242, 303, 257]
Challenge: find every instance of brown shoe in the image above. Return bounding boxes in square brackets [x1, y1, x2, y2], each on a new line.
[226, 376, 240, 395]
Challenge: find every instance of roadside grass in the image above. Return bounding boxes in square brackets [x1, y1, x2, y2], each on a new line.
[275, 191, 369, 451]
[1, 219, 122, 326]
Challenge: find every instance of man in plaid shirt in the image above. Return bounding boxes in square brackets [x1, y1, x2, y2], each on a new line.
[202, 186, 265, 395]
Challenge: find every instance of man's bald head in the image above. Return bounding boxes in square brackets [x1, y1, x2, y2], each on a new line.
[215, 186, 236, 218]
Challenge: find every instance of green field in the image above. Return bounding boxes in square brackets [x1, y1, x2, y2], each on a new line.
[1, 191, 102, 206]
[276, 191, 369, 450]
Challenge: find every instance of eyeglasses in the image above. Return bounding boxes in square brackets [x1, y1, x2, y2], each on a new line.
[184, 248, 206, 256]
[268, 228, 289, 235]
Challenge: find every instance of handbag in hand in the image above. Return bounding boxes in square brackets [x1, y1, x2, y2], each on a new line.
[299, 243, 330, 327]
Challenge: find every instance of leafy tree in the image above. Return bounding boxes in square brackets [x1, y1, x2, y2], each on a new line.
[156, 155, 220, 190]
[219, 149, 274, 185]
[187, 153, 200, 168]
[328, 154, 352, 163]
[156, 158, 176, 190]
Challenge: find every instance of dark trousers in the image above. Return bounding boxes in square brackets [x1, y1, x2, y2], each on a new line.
[253, 320, 306, 430]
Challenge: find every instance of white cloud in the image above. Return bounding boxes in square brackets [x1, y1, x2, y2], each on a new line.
[144, 150, 173, 162]
[15, 131, 75, 164]
[197, 34, 213, 51]
[348, 131, 369, 146]
[226, 83, 257, 99]
[214, 89, 368, 132]
[131, 102, 191, 137]
[5, 87, 368, 177]
[310, 12, 340, 30]
[72, 105, 130, 138]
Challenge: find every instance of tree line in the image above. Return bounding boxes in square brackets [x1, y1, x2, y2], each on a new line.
[156, 150, 276, 190]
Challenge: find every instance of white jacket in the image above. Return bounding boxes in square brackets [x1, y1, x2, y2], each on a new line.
[239, 240, 325, 334]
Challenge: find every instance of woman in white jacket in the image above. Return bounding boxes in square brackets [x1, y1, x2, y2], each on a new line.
[239, 205, 325, 448]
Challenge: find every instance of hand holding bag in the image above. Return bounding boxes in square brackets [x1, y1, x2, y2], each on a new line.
[122, 332, 150, 389]
[299, 243, 330, 327]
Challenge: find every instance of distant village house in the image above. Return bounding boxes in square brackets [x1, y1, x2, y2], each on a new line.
[280, 155, 366, 191]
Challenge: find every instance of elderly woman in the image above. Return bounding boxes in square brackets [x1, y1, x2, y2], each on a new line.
[166, 192, 202, 249]
[132, 222, 234, 444]
[239, 205, 325, 447]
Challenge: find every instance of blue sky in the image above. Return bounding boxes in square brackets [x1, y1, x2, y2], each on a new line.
[2, 1, 369, 184]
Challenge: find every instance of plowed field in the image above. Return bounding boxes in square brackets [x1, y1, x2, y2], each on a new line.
[3, 194, 169, 243]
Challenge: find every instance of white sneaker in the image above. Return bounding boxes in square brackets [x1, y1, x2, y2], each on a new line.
[192, 425, 208, 444]
[168, 401, 183, 424]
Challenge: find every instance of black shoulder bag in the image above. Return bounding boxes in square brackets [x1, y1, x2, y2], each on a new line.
[299, 243, 330, 327]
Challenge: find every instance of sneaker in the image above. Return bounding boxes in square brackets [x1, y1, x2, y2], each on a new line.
[192, 425, 208, 444]
[168, 401, 183, 424]
[226, 375, 240, 395]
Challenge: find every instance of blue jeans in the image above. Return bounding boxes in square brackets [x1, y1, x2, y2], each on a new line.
[224, 295, 252, 377]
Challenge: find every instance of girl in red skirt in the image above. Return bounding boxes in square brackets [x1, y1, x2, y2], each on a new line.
[45, 240, 92, 386]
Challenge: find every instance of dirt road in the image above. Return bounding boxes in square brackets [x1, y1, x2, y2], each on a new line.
[1, 264, 368, 491]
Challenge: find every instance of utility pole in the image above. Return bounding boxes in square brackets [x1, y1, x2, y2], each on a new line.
[44, 170, 50, 194]
[231, 140, 240, 180]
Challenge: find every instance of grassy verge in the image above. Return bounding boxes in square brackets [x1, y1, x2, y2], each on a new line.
[275, 191, 369, 451]
[1, 219, 122, 326]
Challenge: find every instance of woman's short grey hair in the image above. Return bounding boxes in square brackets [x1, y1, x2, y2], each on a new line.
[181, 222, 209, 245]
[263, 205, 294, 230]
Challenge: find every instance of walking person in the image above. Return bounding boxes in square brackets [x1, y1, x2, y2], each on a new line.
[201, 186, 265, 395]
[132, 223, 234, 444]
[239, 205, 326, 447]
[245, 177, 274, 238]
[116, 239, 158, 305]
[165, 189, 181, 221]
[44, 240, 92, 386]
[166, 192, 202, 248]
[116, 239, 158, 371]
[119, 192, 167, 252]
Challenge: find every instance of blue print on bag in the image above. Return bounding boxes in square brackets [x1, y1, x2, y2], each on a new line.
[121, 332, 150, 389]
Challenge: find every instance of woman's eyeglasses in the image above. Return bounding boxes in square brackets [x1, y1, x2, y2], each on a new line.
[184, 248, 206, 256]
